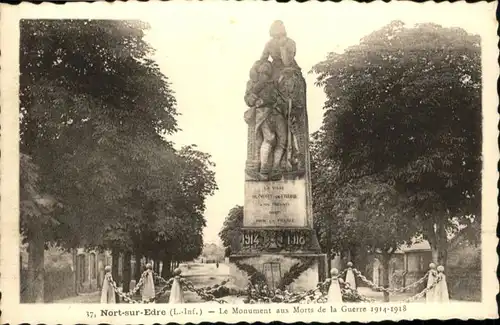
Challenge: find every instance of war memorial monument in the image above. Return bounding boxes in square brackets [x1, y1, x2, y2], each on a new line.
[229, 21, 327, 291]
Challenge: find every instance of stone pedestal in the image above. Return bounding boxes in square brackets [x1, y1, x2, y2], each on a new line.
[230, 180, 326, 290]
[230, 225, 326, 290]
[232, 150, 326, 289]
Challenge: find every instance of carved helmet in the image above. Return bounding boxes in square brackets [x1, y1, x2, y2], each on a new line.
[258, 60, 273, 76]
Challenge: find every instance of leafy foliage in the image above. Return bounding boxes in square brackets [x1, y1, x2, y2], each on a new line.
[20, 20, 178, 139]
[234, 261, 267, 285]
[20, 153, 61, 239]
[19, 20, 216, 265]
[312, 21, 481, 216]
[311, 22, 481, 264]
[312, 162, 418, 258]
[218, 205, 243, 251]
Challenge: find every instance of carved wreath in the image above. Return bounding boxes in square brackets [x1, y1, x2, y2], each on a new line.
[277, 257, 316, 290]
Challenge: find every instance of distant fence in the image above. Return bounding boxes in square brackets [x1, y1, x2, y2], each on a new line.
[20, 266, 75, 303]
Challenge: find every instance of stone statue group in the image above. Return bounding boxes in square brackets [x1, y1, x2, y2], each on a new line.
[244, 21, 309, 182]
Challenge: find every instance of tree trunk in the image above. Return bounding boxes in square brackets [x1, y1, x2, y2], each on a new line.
[429, 219, 449, 268]
[111, 248, 120, 303]
[326, 252, 332, 277]
[97, 253, 105, 290]
[381, 253, 391, 302]
[326, 220, 332, 277]
[154, 259, 160, 274]
[437, 219, 448, 268]
[161, 255, 172, 279]
[122, 252, 132, 293]
[27, 222, 45, 303]
[134, 252, 142, 281]
[354, 248, 369, 277]
[72, 249, 78, 295]
[431, 243, 449, 267]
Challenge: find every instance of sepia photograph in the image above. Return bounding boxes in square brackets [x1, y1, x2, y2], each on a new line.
[1, 1, 498, 323]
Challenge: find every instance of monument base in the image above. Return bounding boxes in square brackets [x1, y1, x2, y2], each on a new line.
[229, 228, 326, 291]
[229, 252, 327, 292]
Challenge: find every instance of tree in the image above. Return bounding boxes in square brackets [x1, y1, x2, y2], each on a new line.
[130, 145, 217, 278]
[167, 145, 217, 262]
[337, 175, 417, 301]
[201, 243, 225, 261]
[19, 19, 181, 301]
[312, 21, 481, 267]
[20, 153, 61, 302]
[312, 130, 418, 300]
[219, 205, 243, 255]
[20, 21, 219, 301]
[20, 19, 180, 243]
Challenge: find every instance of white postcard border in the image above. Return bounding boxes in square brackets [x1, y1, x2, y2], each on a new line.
[1, 2, 498, 323]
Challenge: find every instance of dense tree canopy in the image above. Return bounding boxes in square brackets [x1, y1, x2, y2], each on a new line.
[311, 21, 481, 266]
[20, 19, 217, 301]
[312, 21, 481, 215]
[20, 20, 183, 247]
[312, 154, 417, 256]
[20, 153, 61, 237]
[219, 205, 243, 253]
[20, 20, 178, 139]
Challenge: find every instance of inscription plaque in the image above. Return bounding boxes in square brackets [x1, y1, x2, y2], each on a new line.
[239, 229, 310, 252]
[244, 179, 307, 227]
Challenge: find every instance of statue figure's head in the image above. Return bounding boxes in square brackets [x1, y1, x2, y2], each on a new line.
[269, 20, 287, 38]
[258, 60, 273, 77]
[249, 60, 272, 81]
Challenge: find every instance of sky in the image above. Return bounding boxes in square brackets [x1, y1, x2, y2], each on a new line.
[10, 1, 495, 246]
[138, 2, 492, 245]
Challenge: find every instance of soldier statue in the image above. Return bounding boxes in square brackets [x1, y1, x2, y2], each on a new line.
[244, 20, 308, 181]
